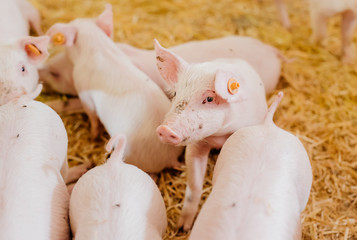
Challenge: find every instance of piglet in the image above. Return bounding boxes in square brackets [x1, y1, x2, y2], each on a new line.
[40, 36, 282, 98]
[154, 41, 268, 230]
[70, 135, 167, 240]
[0, 0, 42, 42]
[0, 36, 50, 105]
[189, 92, 312, 240]
[309, 0, 357, 63]
[46, 4, 183, 173]
[0, 85, 70, 240]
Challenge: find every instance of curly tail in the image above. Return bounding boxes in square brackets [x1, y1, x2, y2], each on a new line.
[105, 134, 127, 163]
[264, 91, 284, 124]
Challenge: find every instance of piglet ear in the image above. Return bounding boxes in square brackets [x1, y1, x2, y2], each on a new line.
[96, 4, 113, 38]
[46, 23, 77, 47]
[19, 36, 50, 65]
[214, 70, 246, 103]
[154, 39, 188, 86]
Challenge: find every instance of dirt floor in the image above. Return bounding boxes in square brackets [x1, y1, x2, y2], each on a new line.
[31, 0, 357, 239]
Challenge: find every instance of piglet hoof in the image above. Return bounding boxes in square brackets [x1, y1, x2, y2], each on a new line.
[177, 208, 196, 231]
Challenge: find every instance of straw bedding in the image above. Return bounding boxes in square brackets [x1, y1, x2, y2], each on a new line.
[30, 0, 357, 239]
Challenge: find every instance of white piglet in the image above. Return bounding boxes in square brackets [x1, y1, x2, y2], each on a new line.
[0, 86, 70, 240]
[189, 92, 313, 240]
[154, 41, 268, 230]
[46, 4, 182, 173]
[0, 0, 46, 106]
[40, 36, 282, 98]
[70, 135, 167, 240]
[0, 0, 42, 43]
[0, 36, 50, 105]
[309, 0, 357, 63]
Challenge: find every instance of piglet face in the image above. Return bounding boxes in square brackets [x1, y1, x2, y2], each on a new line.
[157, 64, 228, 146]
[39, 52, 77, 95]
[0, 36, 49, 105]
[155, 40, 250, 146]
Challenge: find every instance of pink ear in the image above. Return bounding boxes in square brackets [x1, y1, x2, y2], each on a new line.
[46, 23, 77, 47]
[96, 4, 113, 38]
[154, 39, 188, 85]
[19, 36, 50, 65]
[214, 70, 246, 103]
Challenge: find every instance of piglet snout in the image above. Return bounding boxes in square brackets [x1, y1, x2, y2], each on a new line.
[156, 125, 182, 145]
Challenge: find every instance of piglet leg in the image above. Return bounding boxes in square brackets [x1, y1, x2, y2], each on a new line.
[341, 10, 357, 63]
[275, 0, 291, 29]
[178, 141, 211, 231]
[310, 10, 328, 44]
[80, 94, 102, 139]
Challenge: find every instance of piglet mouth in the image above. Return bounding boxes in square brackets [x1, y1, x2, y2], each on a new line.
[156, 125, 183, 146]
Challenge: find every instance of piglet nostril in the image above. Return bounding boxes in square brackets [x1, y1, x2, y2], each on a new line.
[156, 125, 182, 145]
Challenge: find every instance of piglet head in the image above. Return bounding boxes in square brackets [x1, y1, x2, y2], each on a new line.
[46, 23, 78, 47]
[0, 36, 49, 105]
[46, 3, 113, 47]
[155, 40, 246, 146]
[44, 4, 114, 95]
[39, 52, 77, 95]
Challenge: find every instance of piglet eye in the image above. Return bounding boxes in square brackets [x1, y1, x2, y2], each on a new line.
[206, 96, 214, 102]
[202, 96, 214, 104]
[50, 71, 60, 78]
[169, 91, 176, 100]
[21, 66, 25, 72]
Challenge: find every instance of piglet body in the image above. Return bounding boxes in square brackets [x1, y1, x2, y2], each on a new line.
[0, 0, 42, 42]
[309, 0, 357, 63]
[46, 5, 182, 173]
[70, 135, 167, 240]
[154, 41, 268, 229]
[0, 90, 70, 240]
[41, 36, 281, 97]
[189, 93, 312, 240]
